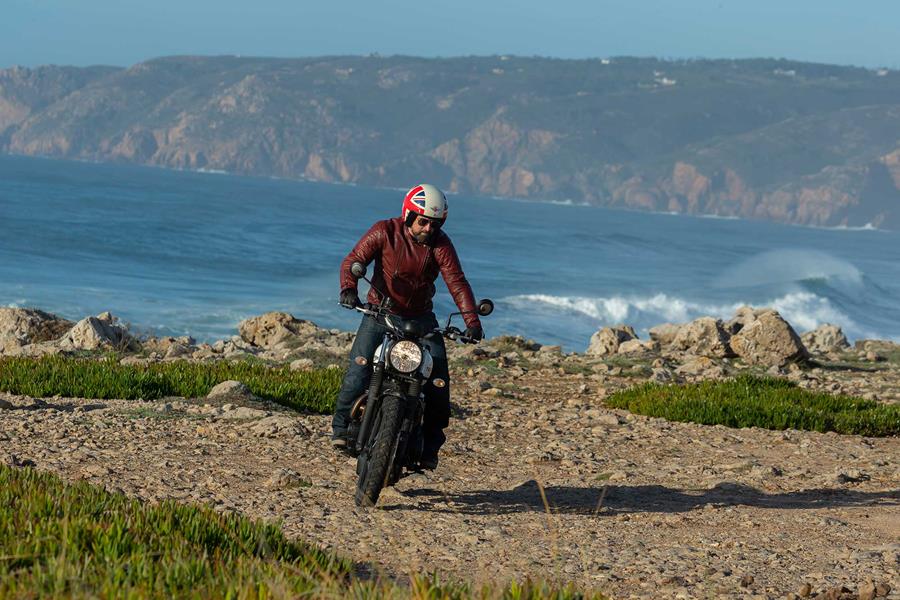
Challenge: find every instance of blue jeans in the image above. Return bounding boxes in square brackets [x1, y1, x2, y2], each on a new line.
[332, 312, 451, 459]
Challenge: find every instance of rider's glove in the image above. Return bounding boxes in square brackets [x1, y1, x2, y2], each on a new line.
[464, 325, 484, 342]
[339, 288, 361, 308]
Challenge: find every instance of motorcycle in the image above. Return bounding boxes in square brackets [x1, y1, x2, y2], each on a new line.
[341, 261, 493, 507]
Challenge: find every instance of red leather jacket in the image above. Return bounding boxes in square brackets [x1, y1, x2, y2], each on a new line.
[340, 217, 481, 328]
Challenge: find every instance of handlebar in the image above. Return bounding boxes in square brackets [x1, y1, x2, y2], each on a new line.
[340, 302, 480, 344]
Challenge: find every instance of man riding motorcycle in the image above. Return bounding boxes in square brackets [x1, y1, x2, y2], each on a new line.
[332, 183, 483, 470]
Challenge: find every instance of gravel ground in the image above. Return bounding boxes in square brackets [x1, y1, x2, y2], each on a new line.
[2, 357, 898, 600]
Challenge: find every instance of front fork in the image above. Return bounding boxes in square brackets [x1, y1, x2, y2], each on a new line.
[354, 334, 390, 454]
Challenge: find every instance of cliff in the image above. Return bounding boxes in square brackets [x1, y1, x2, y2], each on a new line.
[2, 55, 899, 229]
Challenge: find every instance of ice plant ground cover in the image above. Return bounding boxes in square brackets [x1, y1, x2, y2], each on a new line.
[0, 464, 604, 599]
[0, 355, 342, 413]
[605, 374, 900, 437]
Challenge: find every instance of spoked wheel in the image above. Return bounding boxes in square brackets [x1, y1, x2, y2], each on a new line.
[354, 394, 403, 507]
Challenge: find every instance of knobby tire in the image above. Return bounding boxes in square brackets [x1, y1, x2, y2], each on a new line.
[354, 394, 403, 507]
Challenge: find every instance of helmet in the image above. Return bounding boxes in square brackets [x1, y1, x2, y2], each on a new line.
[402, 184, 448, 227]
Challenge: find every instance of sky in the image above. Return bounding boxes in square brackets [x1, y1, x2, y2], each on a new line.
[3, 0, 899, 69]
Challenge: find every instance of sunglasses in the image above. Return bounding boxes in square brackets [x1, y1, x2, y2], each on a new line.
[415, 217, 442, 229]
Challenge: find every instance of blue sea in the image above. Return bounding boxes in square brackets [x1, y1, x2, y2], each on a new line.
[2, 155, 899, 351]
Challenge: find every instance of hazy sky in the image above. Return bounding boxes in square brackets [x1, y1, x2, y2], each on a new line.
[4, 0, 899, 69]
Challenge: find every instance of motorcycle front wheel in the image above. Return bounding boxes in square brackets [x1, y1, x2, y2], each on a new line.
[354, 394, 403, 507]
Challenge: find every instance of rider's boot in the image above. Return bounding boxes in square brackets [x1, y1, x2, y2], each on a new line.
[419, 453, 439, 470]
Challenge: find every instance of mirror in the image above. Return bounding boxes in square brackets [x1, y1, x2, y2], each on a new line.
[477, 299, 494, 316]
[350, 262, 367, 279]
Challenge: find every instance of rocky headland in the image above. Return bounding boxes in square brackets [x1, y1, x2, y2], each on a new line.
[1, 305, 898, 599]
[3, 56, 900, 229]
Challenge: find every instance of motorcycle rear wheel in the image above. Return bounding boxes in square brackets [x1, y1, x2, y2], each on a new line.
[354, 394, 403, 507]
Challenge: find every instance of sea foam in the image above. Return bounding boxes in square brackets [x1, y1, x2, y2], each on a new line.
[504, 291, 869, 338]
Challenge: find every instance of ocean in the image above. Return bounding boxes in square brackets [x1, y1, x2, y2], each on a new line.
[2, 155, 899, 351]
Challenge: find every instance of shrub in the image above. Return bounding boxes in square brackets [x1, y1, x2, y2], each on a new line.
[0, 465, 605, 599]
[0, 356, 343, 413]
[605, 375, 900, 436]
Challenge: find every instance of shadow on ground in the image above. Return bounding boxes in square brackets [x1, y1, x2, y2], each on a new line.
[390, 480, 900, 515]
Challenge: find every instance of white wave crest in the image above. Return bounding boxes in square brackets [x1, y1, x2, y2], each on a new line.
[716, 249, 863, 288]
[505, 291, 863, 336]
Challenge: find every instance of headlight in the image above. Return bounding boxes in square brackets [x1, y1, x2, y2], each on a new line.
[389, 340, 423, 373]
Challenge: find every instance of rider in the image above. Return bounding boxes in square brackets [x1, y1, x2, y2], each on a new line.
[332, 183, 483, 470]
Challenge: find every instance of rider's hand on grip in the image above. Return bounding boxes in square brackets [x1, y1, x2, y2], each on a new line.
[464, 325, 484, 342]
[339, 288, 361, 308]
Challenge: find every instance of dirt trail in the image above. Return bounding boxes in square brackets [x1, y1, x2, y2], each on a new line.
[2, 362, 898, 600]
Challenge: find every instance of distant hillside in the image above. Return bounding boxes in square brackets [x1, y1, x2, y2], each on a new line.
[2, 55, 899, 229]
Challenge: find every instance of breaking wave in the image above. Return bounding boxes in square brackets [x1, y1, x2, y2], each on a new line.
[504, 291, 868, 337]
[715, 249, 863, 288]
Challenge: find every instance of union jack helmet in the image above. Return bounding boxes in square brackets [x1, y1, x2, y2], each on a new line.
[402, 184, 448, 227]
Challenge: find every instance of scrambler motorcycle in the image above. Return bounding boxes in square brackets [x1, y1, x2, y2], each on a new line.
[341, 261, 493, 507]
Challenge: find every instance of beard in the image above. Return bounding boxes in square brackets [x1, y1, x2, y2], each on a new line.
[412, 229, 433, 244]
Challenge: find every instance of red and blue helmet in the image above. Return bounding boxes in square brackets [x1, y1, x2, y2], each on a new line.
[402, 184, 448, 227]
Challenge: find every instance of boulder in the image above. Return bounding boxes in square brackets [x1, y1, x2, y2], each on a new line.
[730, 311, 808, 366]
[648, 323, 682, 348]
[669, 317, 732, 358]
[586, 325, 637, 356]
[57, 313, 136, 352]
[675, 356, 725, 379]
[801, 324, 850, 354]
[238, 312, 321, 349]
[0, 308, 73, 354]
[247, 415, 308, 438]
[617, 339, 658, 355]
[164, 343, 192, 359]
[290, 358, 316, 371]
[142, 335, 196, 355]
[723, 305, 773, 336]
[207, 380, 255, 402]
[854, 339, 900, 354]
[491, 335, 542, 351]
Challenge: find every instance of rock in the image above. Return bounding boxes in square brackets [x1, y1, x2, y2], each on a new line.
[587, 325, 637, 356]
[617, 339, 657, 355]
[730, 311, 808, 366]
[265, 468, 304, 489]
[675, 356, 725, 379]
[0, 398, 12, 410]
[649, 367, 673, 383]
[57, 313, 137, 352]
[238, 312, 322, 349]
[0, 307, 74, 354]
[491, 335, 541, 351]
[670, 317, 732, 358]
[858, 580, 876, 600]
[864, 351, 882, 362]
[648, 323, 683, 348]
[220, 405, 267, 420]
[854, 339, 900, 354]
[247, 415, 307, 438]
[538, 344, 562, 355]
[875, 582, 891, 597]
[164, 343, 192, 359]
[594, 414, 620, 426]
[141, 335, 195, 354]
[798, 583, 813, 598]
[834, 468, 869, 483]
[723, 305, 768, 335]
[801, 324, 850, 354]
[119, 355, 151, 366]
[206, 380, 255, 402]
[290, 358, 316, 371]
[3, 453, 36, 467]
